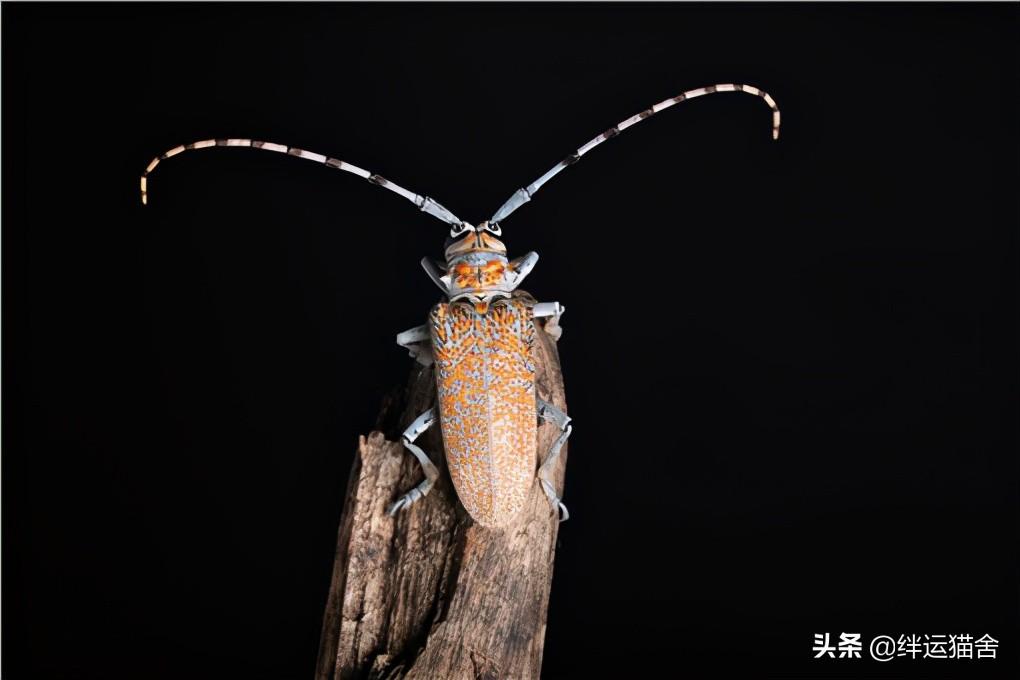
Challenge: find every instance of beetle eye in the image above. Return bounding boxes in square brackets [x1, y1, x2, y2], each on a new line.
[449, 223, 473, 238]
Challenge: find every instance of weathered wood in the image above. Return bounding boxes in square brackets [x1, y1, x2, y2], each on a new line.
[315, 316, 569, 680]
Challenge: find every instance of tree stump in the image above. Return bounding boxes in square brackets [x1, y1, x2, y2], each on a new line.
[315, 315, 569, 680]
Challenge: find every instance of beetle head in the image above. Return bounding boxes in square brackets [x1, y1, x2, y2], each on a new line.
[445, 221, 506, 258]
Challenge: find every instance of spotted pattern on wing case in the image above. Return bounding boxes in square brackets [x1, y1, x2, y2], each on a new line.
[430, 297, 537, 527]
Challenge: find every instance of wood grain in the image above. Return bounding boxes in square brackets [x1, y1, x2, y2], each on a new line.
[315, 315, 569, 680]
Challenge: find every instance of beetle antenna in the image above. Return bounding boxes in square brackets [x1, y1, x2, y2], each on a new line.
[140, 138, 465, 228]
[489, 83, 781, 225]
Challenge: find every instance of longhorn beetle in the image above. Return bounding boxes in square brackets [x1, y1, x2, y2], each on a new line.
[140, 83, 781, 528]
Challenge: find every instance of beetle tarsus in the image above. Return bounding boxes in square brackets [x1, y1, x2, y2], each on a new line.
[537, 399, 573, 521]
[389, 408, 440, 518]
[539, 482, 570, 522]
[388, 486, 427, 516]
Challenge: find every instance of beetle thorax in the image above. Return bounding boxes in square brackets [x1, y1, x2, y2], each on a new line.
[443, 223, 519, 311]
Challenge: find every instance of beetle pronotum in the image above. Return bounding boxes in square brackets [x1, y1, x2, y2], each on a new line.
[141, 83, 780, 527]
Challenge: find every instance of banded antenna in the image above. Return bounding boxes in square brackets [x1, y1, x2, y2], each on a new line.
[139, 139, 466, 228]
[489, 83, 781, 225]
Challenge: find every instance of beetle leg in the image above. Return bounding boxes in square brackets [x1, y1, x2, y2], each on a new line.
[396, 324, 433, 366]
[420, 257, 451, 295]
[508, 251, 539, 286]
[536, 398, 572, 522]
[387, 407, 440, 517]
[533, 302, 565, 341]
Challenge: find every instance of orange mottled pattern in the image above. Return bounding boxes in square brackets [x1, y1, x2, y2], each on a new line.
[429, 297, 537, 527]
[451, 260, 507, 289]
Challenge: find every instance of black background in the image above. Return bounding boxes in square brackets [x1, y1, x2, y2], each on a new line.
[4, 3, 1017, 679]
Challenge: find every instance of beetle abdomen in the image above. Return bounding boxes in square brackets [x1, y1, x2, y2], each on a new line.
[430, 298, 537, 527]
